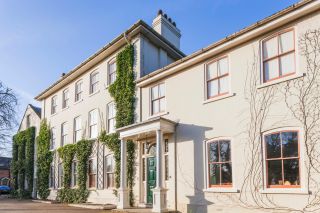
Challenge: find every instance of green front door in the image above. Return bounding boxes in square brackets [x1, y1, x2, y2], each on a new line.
[147, 157, 156, 204]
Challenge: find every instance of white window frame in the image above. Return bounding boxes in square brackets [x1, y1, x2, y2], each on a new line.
[51, 95, 57, 115]
[89, 109, 98, 139]
[105, 154, 115, 189]
[108, 59, 117, 86]
[107, 102, 116, 133]
[203, 137, 238, 193]
[62, 89, 69, 109]
[71, 161, 77, 187]
[90, 71, 99, 94]
[88, 158, 97, 188]
[260, 127, 308, 194]
[75, 80, 83, 102]
[73, 116, 82, 143]
[50, 127, 56, 150]
[61, 122, 67, 146]
[150, 83, 166, 116]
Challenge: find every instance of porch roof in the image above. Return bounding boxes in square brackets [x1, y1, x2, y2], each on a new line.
[117, 117, 177, 140]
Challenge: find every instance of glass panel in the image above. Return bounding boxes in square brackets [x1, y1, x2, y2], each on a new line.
[265, 133, 281, 159]
[209, 164, 220, 185]
[159, 98, 165, 112]
[159, 84, 165, 97]
[218, 57, 228, 75]
[152, 100, 159, 114]
[283, 159, 299, 186]
[208, 142, 218, 162]
[142, 158, 146, 181]
[282, 131, 298, 158]
[263, 37, 278, 59]
[267, 160, 282, 185]
[264, 58, 279, 81]
[280, 53, 295, 76]
[165, 155, 169, 181]
[207, 62, 218, 80]
[207, 80, 218, 98]
[221, 163, 232, 185]
[148, 144, 156, 156]
[91, 125, 97, 138]
[219, 76, 229, 94]
[151, 86, 159, 100]
[219, 140, 231, 162]
[279, 31, 294, 54]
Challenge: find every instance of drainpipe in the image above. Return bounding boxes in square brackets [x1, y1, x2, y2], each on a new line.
[174, 122, 179, 212]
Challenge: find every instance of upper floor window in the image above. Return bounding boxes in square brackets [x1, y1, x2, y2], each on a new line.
[61, 122, 68, 146]
[89, 109, 98, 139]
[105, 154, 115, 188]
[51, 96, 57, 114]
[262, 29, 295, 82]
[264, 130, 300, 188]
[108, 61, 116, 85]
[207, 139, 232, 187]
[50, 127, 56, 150]
[151, 83, 165, 115]
[107, 102, 116, 133]
[206, 57, 229, 99]
[74, 116, 82, 143]
[75, 80, 83, 102]
[90, 71, 99, 94]
[62, 89, 69, 108]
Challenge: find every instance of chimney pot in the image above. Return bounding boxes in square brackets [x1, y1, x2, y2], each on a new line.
[164, 14, 167, 19]
[168, 18, 172, 23]
[173, 22, 176, 27]
[158, 9, 163, 16]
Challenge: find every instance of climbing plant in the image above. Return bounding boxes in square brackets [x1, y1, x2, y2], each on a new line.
[36, 119, 53, 200]
[57, 144, 76, 188]
[100, 44, 136, 206]
[10, 127, 35, 199]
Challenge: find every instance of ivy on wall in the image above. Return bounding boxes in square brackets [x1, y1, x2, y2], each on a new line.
[56, 139, 93, 203]
[36, 119, 53, 200]
[100, 44, 136, 206]
[11, 127, 35, 198]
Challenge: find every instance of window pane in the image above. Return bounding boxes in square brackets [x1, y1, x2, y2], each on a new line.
[264, 59, 279, 81]
[263, 37, 278, 59]
[159, 98, 165, 112]
[282, 132, 298, 158]
[219, 76, 229, 94]
[265, 133, 281, 159]
[279, 31, 294, 54]
[151, 86, 159, 100]
[207, 80, 218, 98]
[219, 140, 231, 162]
[218, 57, 228, 75]
[221, 163, 232, 185]
[267, 160, 282, 185]
[152, 100, 159, 114]
[280, 53, 295, 76]
[209, 164, 220, 185]
[207, 62, 218, 80]
[159, 84, 165, 97]
[283, 159, 300, 186]
[208, 142, 218, 162]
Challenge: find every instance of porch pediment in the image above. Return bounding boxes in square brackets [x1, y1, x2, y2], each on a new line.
[117, 117, 176, 140]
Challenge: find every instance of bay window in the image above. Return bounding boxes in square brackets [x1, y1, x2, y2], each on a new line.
[264, 130, 300, 188]
[262, 29, 295, 82]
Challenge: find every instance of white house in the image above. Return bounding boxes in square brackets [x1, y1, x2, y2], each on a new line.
[34, 0, 320, 212]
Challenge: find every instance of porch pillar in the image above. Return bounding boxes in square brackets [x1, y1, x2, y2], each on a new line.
[153, 129, 168, 212]
[117, 138, 129, 209]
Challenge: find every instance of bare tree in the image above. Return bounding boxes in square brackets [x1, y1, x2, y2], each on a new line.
[0, 81, 18, 156]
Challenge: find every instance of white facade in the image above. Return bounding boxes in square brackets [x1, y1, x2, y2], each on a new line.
[34, 1, 320, 212]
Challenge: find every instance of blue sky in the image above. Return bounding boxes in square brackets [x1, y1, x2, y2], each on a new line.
[0, 0, 299, 127]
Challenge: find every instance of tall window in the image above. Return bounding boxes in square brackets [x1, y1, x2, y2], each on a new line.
[58, 163, 63, 188]
[50, 127, 56, 150]
[262, 29, 295, 82]
[206, 57, 229, 99]
[90, 72, 99, 94]
[51, 96, 57, 114]
[89, 109, 98, 139]
[62, 89, 69, 108]
[74, 116, 82, 143]
[151, 83, 165, 115]
[75, 80, 83, 102]
[264, 131, 300, 188]
[61, 122, 67, 146]
[49, 165, 54, 188]
[105, 155, 115, 188]
[107, 102, 116, 133]
[26, 114, 31, 128]
[88, 159, 96, 188]
[207, 140, 232, 187]
[164, 139, 169, 181]
[71, 161, 77, 187]
[108, 61, 116, 85]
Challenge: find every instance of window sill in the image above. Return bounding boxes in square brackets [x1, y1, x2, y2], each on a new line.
[257, 73, 305, 89]
[89, 90, 100, 97]
[148, 112, 169, 120]
[259, 188, 309, 195]
[74, 99, 83, 105]
[203, 93, 236, 105]
[203, 187, 239, 193]
[51, 112, 58, 117]
[62, 106, 69, 111]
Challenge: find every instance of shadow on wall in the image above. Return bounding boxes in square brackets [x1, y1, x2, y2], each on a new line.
[176, 123, 214, 213]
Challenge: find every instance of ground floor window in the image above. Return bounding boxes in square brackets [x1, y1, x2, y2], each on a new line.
[49, 165, 54, 188]
[207, 139, 232, 187]
[58, 163, 63, 188]
[105, 155, 115, 188]
[88, 159, 96, 188]
[71, 161, 77, 187]
[264, 130, 300, 188]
